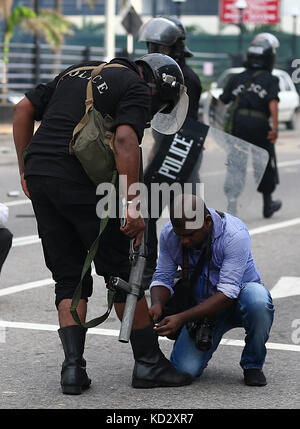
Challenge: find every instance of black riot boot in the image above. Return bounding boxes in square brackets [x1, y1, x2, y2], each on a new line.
[58, 325, 91, 395]
[130, 324, 193, 388]
[263, 193, 282, 218]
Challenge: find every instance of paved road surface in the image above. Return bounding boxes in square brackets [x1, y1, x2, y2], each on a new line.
[0, 121, 299, 411]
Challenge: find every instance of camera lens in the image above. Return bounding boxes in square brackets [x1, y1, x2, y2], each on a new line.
[194, 319, 214, 351]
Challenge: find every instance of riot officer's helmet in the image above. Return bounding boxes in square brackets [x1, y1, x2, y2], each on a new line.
[251, 33, 280, 53]
[138, 17, 193, 61]
[246, 34, 279, 71]
[165, 16, 193, 58]
[139, 17, 182, 47]
[135, 53, 189, 135]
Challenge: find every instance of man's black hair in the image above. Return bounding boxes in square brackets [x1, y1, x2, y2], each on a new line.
[170, 194, 210, 230]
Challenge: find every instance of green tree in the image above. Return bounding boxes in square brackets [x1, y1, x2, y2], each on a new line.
[0, 0, 73, 101]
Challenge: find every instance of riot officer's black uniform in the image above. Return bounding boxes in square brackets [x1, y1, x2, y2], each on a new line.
[13, 53, 192, 394]
[139, 17, 202, 287]
[220, 33, 282, 218]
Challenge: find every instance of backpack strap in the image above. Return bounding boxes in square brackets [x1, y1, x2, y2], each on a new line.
[56, 65, 97, 88]
[70, 169, 118, 329]
[234, 69, 265, 105]
[69, 63, 128, 151]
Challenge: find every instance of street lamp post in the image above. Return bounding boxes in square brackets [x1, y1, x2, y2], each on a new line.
[33, 0, 41, 86]
[172, 0, 186, 19]
[152, 0, 157, 17]
[235, 0, 247, 60]
[292, 8, 299, 59]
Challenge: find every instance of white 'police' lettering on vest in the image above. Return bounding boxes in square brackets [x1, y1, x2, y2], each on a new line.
[232, 83, 267, 99]
[64, 70, 109, 95]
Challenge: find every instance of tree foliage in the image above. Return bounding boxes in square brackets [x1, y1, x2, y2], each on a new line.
[0, 2, 73, 61]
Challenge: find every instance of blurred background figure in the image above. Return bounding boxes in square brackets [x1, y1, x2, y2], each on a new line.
[139, 16, 202, 121]
[219, 33, 282, 218]
[0, 203, 13, 275]
[139, 16, 203, 289]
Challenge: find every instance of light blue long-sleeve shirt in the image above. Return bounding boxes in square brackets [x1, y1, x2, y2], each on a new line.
[150, 209, 261, 300]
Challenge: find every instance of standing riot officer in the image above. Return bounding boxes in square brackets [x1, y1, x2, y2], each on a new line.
[219, 33, 282, 218]
[139, 17, 202, 288]
[139, 16, 202, 120]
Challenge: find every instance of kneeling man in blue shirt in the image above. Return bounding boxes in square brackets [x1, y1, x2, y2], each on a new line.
[149, 194, 274, 386]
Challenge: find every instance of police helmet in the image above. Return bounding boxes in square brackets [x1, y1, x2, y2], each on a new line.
[138, 17, 193, 63]
[165, 16, 194, 58]
[246, 34, 279, 71]
[252, 33, 280, 53]
[135, 53, 188, 135]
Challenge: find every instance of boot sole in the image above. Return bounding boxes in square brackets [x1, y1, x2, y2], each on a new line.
[132, 378, 192, 389]
[263, 203, 282, 218]
[62, 380, 91, 395]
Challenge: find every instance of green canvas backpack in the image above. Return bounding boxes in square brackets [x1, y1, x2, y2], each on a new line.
[58, 62, 127, 186]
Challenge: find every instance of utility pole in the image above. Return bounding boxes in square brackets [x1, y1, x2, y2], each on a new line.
[152, 0, 157, 17]
[104, 0, 116, 61]
[33, 0, 41, 85]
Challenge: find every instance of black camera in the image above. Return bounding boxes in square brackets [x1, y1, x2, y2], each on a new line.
[187, 318, 215, 351]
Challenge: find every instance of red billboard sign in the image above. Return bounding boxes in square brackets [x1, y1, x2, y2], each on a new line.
[220, 0, 280, 24]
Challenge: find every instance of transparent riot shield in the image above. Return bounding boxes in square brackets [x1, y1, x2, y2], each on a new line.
[199, 126, 269, 217]
[203, 95, 227, 129]
[142, 117, 269, 224]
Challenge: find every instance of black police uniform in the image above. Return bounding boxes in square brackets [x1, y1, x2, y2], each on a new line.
[220, 68, 280, 203]
[24, 58, 151, 308]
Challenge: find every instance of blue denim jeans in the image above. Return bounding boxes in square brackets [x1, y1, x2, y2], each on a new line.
[170, 282, 274, 377]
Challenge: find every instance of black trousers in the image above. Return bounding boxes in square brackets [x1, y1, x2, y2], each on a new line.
[0, 227, 13, 273]
[26, 176, 144, 308]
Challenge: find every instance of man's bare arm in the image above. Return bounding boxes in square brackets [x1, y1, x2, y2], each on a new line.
[154, 292, 234, 337]
[268, 99, 279, 144]
[113, 124, 145, 246]
[13, 97, 36, 197]
[149, 286, 171, 322]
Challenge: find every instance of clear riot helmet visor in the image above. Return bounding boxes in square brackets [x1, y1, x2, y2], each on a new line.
[151, 84, 189, 135]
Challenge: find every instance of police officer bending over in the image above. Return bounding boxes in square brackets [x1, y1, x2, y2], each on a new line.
[149, 194, 274, 386]
[220, 33, 282, 218]
[13, 53, 193, 394]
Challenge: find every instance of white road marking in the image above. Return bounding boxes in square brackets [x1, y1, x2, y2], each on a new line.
[4, 199, 31, 207]
[200, 159, 300, 179]
[270, 277, 300, 299]
[0, 320, 299, 352]
[12, 217, 300, 248]
[249, 218, 300, 236]
[0, 269, 97, 297]
[277, 159, 300, 168]
[12, 234, 40, 247]
[0, 278, 54, 297]
[3, 159, 300, 208]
